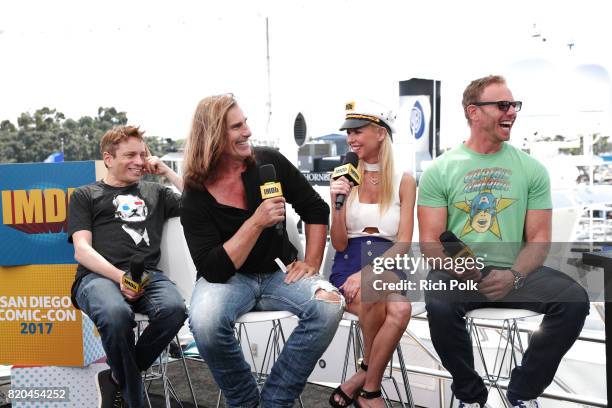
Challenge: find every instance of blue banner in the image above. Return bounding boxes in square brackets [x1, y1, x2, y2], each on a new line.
[0, 161, 96, 266]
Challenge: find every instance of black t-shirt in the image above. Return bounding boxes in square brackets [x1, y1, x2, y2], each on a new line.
[67, 180, 180, 294]
[180, 147, 329, 283]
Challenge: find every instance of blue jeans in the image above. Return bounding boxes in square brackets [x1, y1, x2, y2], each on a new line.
[189, 270, 344, 408]
[75, 271, 187, 408]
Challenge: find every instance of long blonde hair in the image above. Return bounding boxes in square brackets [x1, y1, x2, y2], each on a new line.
[348, 124, 395, 214]
[183, 94, 252, 190]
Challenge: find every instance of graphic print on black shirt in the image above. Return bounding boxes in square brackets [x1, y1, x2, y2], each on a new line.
[113, 193, 150, 246]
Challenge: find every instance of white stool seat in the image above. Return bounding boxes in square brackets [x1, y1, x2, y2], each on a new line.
[465, 308, 540, 320]
[343, 312, 359, 321]
[412, 302, 426, 316]
[236, 310, 295, 323]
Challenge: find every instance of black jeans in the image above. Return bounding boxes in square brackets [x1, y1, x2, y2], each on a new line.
[424, 266, 589, 406]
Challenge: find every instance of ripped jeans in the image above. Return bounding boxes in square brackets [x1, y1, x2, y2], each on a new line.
[189, 270, 344, 408]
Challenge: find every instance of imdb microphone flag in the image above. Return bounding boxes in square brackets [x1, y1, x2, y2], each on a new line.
[260, 182, 283, 199]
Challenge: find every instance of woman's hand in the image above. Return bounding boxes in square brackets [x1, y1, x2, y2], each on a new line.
[330, 176, 353, 204]
[340, 272, 361, 303]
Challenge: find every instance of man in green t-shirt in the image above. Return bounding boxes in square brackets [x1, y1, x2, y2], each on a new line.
[418, 75, 589, 408]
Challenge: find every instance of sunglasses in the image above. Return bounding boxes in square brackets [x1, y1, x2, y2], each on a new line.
[471, 100, 522, 112]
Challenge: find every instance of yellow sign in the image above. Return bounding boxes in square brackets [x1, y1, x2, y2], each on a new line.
[0, 264, 99, 366]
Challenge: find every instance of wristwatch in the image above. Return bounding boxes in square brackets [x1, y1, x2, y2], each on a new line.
[510, 269, 525, 290]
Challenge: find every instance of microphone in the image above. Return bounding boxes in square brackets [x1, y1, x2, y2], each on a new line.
[122, 255, 150, 293]
[259, 164, 284, 236]
[439, 231, 477, 260]
[332, 152, 361, 210]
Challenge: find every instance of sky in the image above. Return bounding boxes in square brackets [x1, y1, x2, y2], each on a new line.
[1, 0, 611, 150]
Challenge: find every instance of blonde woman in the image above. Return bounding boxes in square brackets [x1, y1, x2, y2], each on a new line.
[329, 101, 416, 408]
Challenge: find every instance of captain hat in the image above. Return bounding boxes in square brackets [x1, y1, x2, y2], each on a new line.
[339, 99, 396, 138]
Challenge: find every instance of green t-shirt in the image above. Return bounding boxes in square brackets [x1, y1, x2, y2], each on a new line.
[418, 142, 552, 267]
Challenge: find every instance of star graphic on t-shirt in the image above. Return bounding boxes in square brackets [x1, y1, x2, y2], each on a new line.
[453, 189, 517, 239]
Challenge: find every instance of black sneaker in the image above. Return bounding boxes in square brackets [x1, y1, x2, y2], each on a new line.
[96, 369, 124, 408]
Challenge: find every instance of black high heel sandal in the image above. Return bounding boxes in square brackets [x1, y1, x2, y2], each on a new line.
[354, 388, 382, 408]
[328, 361, 368, 407]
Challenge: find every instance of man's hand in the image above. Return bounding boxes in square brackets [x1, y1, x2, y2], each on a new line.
[119, 278, 144, 302]
[285, 260, 317, 283]
[142, 153, 184, 192]
[250, 197, 286, 230]
[477, 269, 514, 300]
[144, 155, 170, 176]
[340, 272, 361, 304]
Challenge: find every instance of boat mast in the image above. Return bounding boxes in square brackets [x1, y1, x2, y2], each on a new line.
[265, 17, 275, 147]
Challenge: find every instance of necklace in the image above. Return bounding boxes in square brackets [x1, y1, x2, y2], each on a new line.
[364, 162, 380, 171]
[364, 162, 380, 185]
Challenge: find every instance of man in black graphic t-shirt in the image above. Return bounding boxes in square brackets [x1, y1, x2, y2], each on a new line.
[67, 125, 187, 408]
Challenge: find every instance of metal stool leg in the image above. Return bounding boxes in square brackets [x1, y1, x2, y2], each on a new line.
[395, 344, 416, 408]
[467, 316, 525, 408]
[175, 334, 199, 407]
[340, 320, 356, 383]
[137, 318, 198, 408]
[217, 318, 304, 408]
[350, 319, 415, 408]
[275, 321, 304, 408]
[143, 377, 153, 408]
[161, 348, 171, 407]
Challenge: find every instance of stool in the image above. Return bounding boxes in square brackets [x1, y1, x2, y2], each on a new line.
[135, 313, 198, 408]
[216, 310, 304, 408]
[452, 308, 541, 407]
[341, 302, 426, 408]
